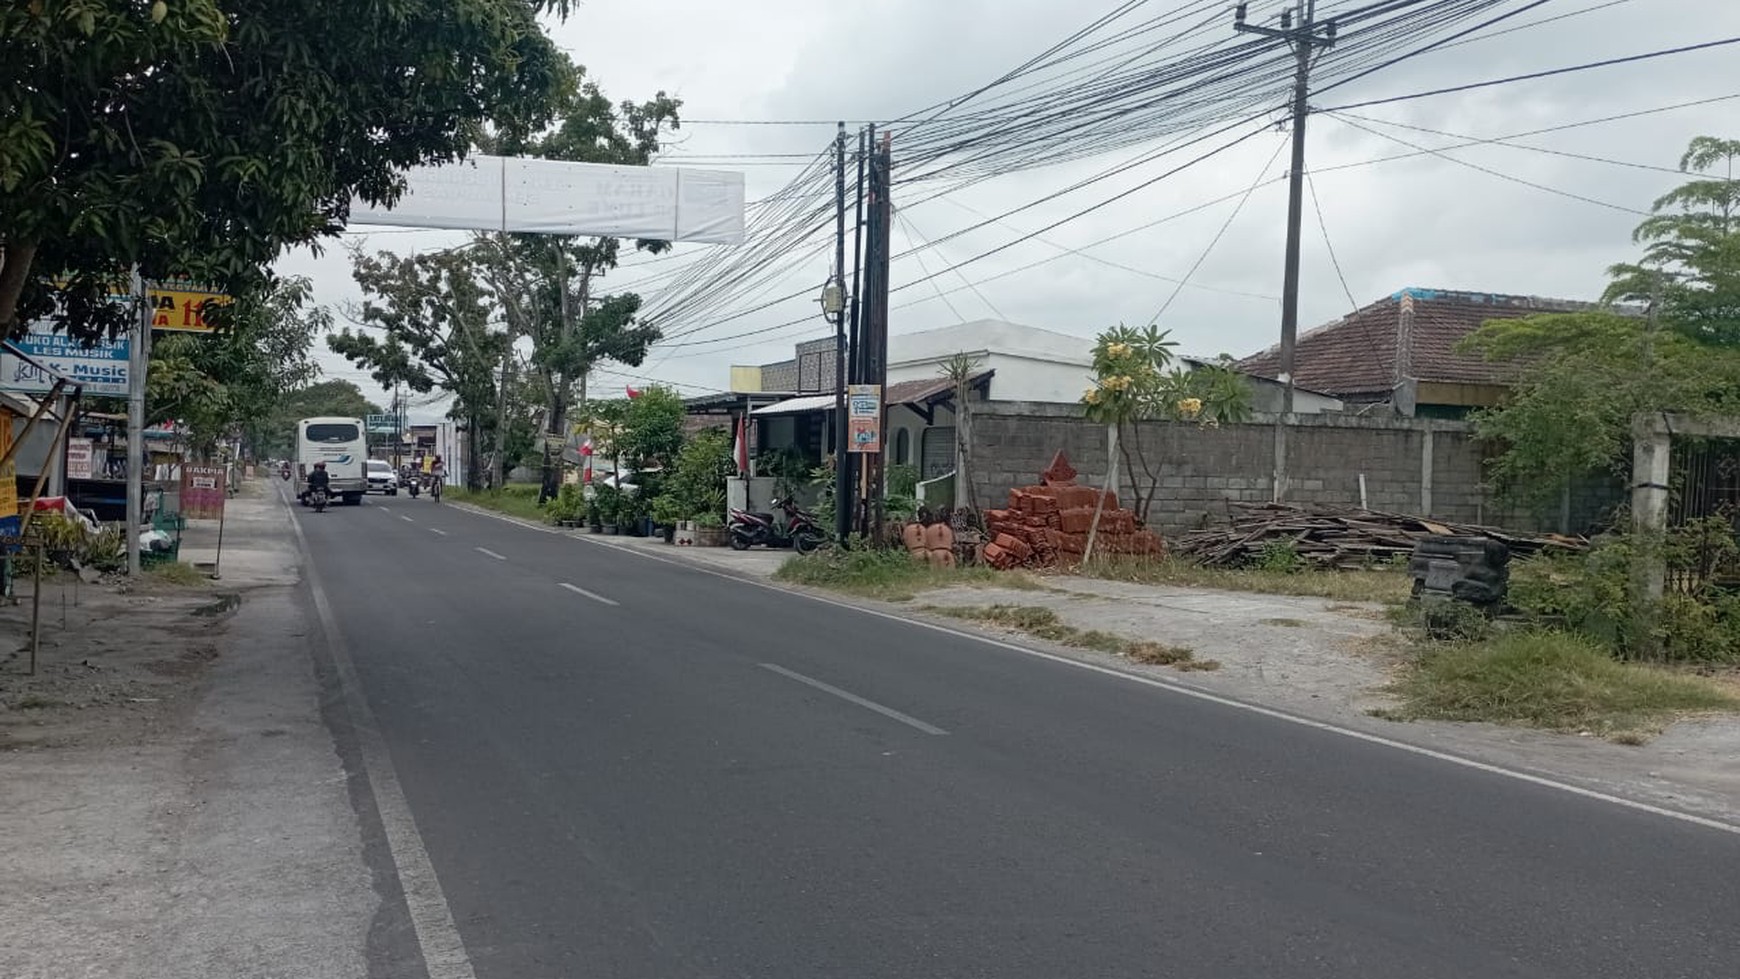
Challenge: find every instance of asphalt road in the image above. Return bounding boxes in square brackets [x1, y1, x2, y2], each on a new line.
[295, 493, 1739, 979]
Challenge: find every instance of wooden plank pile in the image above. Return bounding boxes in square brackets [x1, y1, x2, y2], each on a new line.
[1174, 501, 1588, 569]
[981, 451, 1165, 569]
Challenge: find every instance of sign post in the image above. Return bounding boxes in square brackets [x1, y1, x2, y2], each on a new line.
[847, 384, 882, 455]
[181, 463, 227, 579]
[126, 267, 149, 577]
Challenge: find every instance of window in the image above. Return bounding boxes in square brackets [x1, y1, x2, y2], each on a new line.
[306, 423, 360, 443]
[894, 428, 911, 465]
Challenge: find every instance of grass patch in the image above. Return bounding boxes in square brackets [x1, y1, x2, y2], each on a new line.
[147, 562, 208, 587]
[1260, 617, 1307, 628]
[1082, 555, 1409, 604]
[14, 694, 65, 710]
[448, 485, 547, 523]
[1379, 630, 1739, 740]
[774, 548, 1041, 602]
[920, 603, 1213, 671]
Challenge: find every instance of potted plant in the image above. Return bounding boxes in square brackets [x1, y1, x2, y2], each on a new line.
[691, 511, 727, 546]
[651, 493, 686, 544]
[595, 484, 622, 535]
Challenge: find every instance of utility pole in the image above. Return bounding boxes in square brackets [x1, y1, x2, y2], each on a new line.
[125, 265, 150, 577]
[831, 122, 852, 543]
[861, 130, 893, 542]
[842, 127, 868, 538]
[541, 248, 571, 504]
[1234, 1, 1334, 501]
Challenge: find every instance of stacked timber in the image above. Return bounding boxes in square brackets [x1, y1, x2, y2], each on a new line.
[1174, 501, 1587, 569]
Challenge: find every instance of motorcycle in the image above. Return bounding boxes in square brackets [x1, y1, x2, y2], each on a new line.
[728, 497, 824, 554]
[309, 487, 330, 513]
[280, 465, 292, 481]
[405, 471, 420, 498]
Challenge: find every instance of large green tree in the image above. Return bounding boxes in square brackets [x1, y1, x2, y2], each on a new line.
[472, 74, 679, 498]
[328, 248, 509, 488]
[0, 0, 572, 340]
[255, 379, 384, 460]
[1466, 135, 1740, 504]
[1606, 137, 1740, 347]
[145, 275, 323, 457]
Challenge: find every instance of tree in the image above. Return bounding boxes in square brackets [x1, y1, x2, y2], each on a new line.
[329, 248, 511, 488]
[1082, 325, 1253, 527]
[1466, 135, 1740, 504]
[470, 72, 679, 499]
[0, 0, 572, 340]
[1606, 137, 1740, 347]
[145, 275, 323, 458]
[257, 380, 384, 460]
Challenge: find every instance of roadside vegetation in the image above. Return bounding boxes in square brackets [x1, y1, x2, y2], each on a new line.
[146, 562, 209, 588]
[1082, 553, 1410, 604]
[1377, 630, 1737, 742]
[448, 485, 547, 523]
[920, 603, 1216, 672]
[774, 546, 1041, 602]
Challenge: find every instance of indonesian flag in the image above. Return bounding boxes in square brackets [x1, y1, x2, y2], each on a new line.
[580, 436, 594, 484]
[733, 416, 749, 475]
[626, 385, 642, 399]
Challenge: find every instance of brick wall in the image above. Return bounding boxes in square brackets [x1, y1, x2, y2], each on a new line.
[968, 402, 1622, 537]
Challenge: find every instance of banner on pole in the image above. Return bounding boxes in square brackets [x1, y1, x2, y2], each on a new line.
[180, 465, 227, 521]
[65, 438, 95, 480]
[847, 384, 882, 454]
[1, 325, 130, 396]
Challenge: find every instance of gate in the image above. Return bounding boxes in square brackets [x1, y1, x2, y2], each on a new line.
[1667, 438, 1740, 593]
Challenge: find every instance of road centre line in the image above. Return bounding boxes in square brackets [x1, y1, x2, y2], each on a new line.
[559, 582, 619, 606]
[475, 547, 505, 561]
[430, 528, 447, 536]
[758, 663, 949, 736]
[400, 515, 414, 523]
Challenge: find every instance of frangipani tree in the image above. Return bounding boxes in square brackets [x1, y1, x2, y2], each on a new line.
[1082, 325, 1252, 556]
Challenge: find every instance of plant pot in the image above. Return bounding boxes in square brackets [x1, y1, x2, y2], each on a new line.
[692, 526, 728, 547]
[662, 525, 676, 544]
[602, 523, 619, 535]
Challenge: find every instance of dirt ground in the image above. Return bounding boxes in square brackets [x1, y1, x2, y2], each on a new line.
[0, 481, 379, 979]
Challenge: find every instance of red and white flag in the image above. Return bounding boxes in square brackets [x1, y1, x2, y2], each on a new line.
[581, 436, 594, 484]
[733, 416, 749, 475]
[626, 385, 642, 399]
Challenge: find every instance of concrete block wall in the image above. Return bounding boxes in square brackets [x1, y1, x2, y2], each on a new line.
[968, 401, 1620, 538]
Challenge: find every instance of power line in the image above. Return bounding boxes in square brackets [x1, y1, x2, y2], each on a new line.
[1318, 36, 1740, 112]
[1305, 170, 1360, 312]
[1330, 113, 1648, 215]
[896, 211, 1008, 321]
[1148, 134, 1288, 325]
[1327, 111, 1690, 174]
[896, 213, 969, 322]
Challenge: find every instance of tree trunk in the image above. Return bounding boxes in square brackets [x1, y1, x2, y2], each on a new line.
[0, 240, 40, 335]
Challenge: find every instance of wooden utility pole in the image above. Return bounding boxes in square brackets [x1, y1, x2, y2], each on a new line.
[1234, 2, 1335, 500]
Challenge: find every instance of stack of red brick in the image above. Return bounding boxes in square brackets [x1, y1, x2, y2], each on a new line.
[980, 451, 1165, 569]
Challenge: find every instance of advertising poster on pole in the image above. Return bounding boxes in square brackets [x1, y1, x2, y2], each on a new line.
[847, 384, 882, 454]
[65, 438, 95, 480]
[180, 465, 227, 521]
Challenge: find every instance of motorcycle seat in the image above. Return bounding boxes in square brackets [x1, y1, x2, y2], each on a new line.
[748, 512, 774, 523]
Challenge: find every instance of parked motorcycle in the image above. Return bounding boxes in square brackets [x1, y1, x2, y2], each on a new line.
[728, 498, 824, 553]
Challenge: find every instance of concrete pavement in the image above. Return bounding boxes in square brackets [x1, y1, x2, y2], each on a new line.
[300, 492, 1738, 978]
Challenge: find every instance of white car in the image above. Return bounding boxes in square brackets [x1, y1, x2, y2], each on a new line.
[366, 459, 399, 496]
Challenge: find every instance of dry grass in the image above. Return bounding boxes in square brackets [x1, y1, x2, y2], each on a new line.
[919, 603, 1217, 672]
[1376, 630, 1739, 742]
[1081, 554, 1411, 604]
[775, 550, 1044, 602]
[146, 562, 208, 587]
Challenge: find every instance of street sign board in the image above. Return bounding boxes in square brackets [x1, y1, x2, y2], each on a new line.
[365, 414, 399, 434]
[181, 464, 227, 521]
[0, 324, 130, 396]
[65, 438, 95, 480]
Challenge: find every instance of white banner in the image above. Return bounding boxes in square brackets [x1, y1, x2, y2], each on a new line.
[349, 155, 745, 245]
[1, 326, 130, 397]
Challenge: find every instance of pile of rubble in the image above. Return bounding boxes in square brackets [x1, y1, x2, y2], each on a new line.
[980, 452, 1165, 569]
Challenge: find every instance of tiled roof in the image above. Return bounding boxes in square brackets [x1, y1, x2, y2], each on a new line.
[884, 370, 993, 406]
[1236, 288, 1603, 398]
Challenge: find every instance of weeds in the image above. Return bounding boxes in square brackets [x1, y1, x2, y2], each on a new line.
[1260, 617, 1307, 628]
[147, 562, 207, 587]
[775, 549, 1041, 601]
[14, 694, 65, 710]
[448, 485, 548, 523]
[1379, 630, 1737, 741]
[919, 603, 1216, 671]
[1082, 555, 1408, 604]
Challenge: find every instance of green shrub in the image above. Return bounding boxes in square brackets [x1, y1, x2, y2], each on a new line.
[1254, 539, 1303, 573]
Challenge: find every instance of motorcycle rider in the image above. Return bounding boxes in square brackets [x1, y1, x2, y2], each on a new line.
[305, 461, 331, 504]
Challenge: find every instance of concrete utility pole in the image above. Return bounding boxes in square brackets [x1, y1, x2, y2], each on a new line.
[831, 122, 851, 543]
[1234, 1, 1335, 501]
[125, 265, 150, 576]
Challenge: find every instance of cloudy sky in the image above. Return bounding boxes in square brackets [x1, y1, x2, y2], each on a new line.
[280, 0, 1740, 411]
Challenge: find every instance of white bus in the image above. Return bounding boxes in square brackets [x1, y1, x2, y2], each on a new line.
[295, 416, 368, 506]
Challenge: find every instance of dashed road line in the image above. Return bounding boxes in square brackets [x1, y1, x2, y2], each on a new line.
[559, 582, 619, 606]
[475, 547, 506, 561]
[758, 663, 948, 735]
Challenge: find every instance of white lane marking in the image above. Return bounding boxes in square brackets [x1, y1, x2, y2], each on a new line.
[566, 533, 1740, 838]
[379, 506, 392, 513]
[286, 506, 479, 979]
[475, 547, 505, 561]
[759, 662, 948, 736]
[429, 529, 447, 537]
[400, 515, 414, 523]
[559, 582, 619, 606]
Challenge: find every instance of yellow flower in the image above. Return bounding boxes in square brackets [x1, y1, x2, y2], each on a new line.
[1082, 388, 1101, 404]
[1106, 341, 1134, 358]
[1176, 397, 1203, 419]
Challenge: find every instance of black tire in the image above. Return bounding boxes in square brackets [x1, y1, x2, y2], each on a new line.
[344, 492, 363, 507]
[728, 531, 751, 551]
[794, 532, 823, 555]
